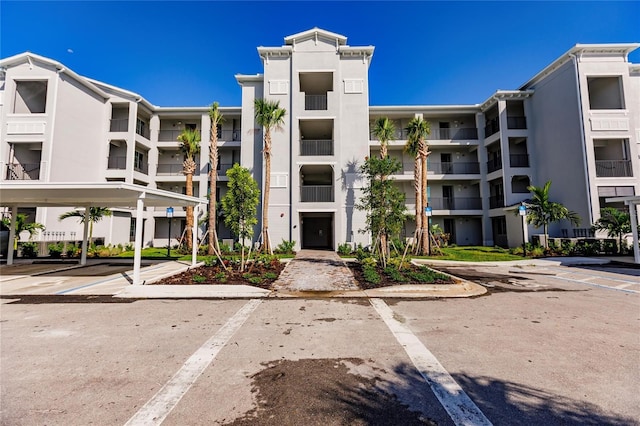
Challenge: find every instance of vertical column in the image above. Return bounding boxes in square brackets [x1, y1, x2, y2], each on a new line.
[629, 202, 639, 264]
[191, 204, 199, 267]
[133, 196, 145, 285]
[7, 206, 17, 265]
[80, 205, 91, 265]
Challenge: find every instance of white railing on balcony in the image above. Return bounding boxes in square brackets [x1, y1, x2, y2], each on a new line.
[300, 139, 333, 156]
[109, 118, 129, 132]
[6, 163, 40, 180]
[157, 163, 201, 176]
[300, 185, 334, 202]
[158, 129, 183, 142]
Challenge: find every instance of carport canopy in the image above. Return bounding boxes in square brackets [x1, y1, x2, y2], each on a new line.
[1, 182, 207, 284]
[605, 195, 640, 264]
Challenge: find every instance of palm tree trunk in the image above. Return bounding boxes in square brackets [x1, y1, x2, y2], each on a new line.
[262, 131, 272, 254]
[414, 156, 422, 251]
[208, 141, 219, 255]
[421, 152, 429, 255]
[185, 172, 194, 250]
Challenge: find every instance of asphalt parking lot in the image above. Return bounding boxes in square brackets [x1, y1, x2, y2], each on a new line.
[1, 261, 638, 425]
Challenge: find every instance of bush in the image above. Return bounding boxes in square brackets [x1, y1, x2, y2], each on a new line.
[192, 274, 207, 283]
[204, 256, 218, 267]
[263, 271, 278, 280]
[337, 243, 353, 256]
[20, 242, 38, 258]
[362, 265, 381, 284]
[48, 242, 64, 258]
[384, 266, 408, 282]
[406, 266, 448, 283]
[66, 243, 79, 258]
[218, 241, 232, 254]
[274, 239, 296, 255]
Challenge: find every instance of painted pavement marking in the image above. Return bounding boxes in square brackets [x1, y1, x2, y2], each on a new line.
[124, 299, 263, 426]
[370, 298, 493, 426]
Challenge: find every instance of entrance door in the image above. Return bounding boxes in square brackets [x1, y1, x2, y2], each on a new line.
[444, 218, 455, 245]
[301, 214, 333, 249]
[441, 153, 452, 174]
[443, 185, 453, 209]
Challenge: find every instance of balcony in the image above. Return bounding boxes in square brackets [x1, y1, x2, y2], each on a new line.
[489, 195, 504, 209]
[507, 116, 527, 129]
[428, 197, 482, 210]
[135, 122, 150, 140]
[219, 129, 241, 142]
[595, 160, 633, 177]
[134, 161, 148, 175]
[484, 119, 499, 137]
[301, 139, 333, 156]
[5, 163, 40, 180]
[431, 128, 478, 140]
[305, 95, 327, 111]
[430, 162, 480, 174]
[107, 156, 127, 170]
[509, 154, 529, 168]
[157, 163, 201, 176]
[110, 118, 129, 132]
[158, 129, 183, 142]
[217, 163, 233, 176]
[301, 185, 334, 202]
[487, 157, 502, 173]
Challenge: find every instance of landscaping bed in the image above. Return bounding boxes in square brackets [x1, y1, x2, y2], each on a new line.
[153, 257, 286, 290]
[346, 261, 455, 290]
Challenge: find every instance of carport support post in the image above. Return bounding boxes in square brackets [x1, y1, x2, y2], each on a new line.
[80, 205, 91, 265]
[191, 204, 199, 267]
[133, 196, 145, 285]
[7, 206, 17, 265]
[629, 201, 639, 264]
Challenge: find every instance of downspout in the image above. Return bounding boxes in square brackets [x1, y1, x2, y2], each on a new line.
[569, 53, 594, 224]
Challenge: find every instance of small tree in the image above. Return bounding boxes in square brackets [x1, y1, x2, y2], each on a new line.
[221, 164, 260, 271]
[525, 180, 580, 249]
[177, 127, 201, 250]
[2, 213, 45, 249]
[356, 156, 407, 267]
[59, 207, 112, 245]
[406, 117, 431, 255]
[593, 207, 631, 253]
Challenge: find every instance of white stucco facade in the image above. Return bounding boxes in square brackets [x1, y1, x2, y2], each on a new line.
[1, 29, 638, 253]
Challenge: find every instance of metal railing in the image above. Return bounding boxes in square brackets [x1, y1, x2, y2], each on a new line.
[431, 128, 479, 140]
[595, 160, 633, 177]
[489, 195, 504, 209]
[300, 139, 334, 156]
[300, 185, 334, 202]
[107, 156, 127, 170]
[5, 163, 40, 180]
[430, 161, 480, 174]
[428, 197, 483, 210]
[510, 154, 530, 168]
[507, 116, 527, 129]
[305, 95, 327, 110]
[136, 125, 150, 140]
[218, 129, 241, 141]
[217, 163, 233, 176]
[157, 163, 201, 176]
[109, 118, 129, 132]
[158, 129, 183, 141]
[487, 157, 502, 173]
[484, 119, 499, 137]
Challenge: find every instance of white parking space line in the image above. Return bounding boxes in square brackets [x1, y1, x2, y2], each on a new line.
[124, 299, 262, 426]
[549, 275, 639, 294]
[370, 298, 493, 426]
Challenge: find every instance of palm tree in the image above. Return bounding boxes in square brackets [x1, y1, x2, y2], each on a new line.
[254, 98, 286, 254]
[208, 102, 224, 255]
[2, 213, 45, 248]
[58, 207, 112, 244]
[593, 207, 631, 253]
[177, 127, 201, 250]
[372, 117, 395, 160]
[525, 180, 581, 249]
[406, 117, 431, 255]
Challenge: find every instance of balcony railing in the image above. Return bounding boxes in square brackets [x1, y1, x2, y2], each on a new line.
[158, 129, 183, 142]
[431, 128, 479, 140]
[300, 139, 333, 156]
[489, 195, 505, 209]
[595, 160, 633, 177]
[305, 95, 327, 111]
[487, 157, 502, 173]
[430, 162, 480, 174]
[5, 163, 40, 180]
[217, 163, 233, 176]
[507, 116, 527, 129]
[428, 197, 483, 210]
[107, 156, 127, 170]
[218, 129, 241, 142]
[370, 129, 409, 141]
[484, 119, 499, 137]
[110, 118, 129, 132]
[157, 163, 201, 176]
[136, 125, 150, 140]
[510, 154, 530, 168]
[301, 185, 334, 202]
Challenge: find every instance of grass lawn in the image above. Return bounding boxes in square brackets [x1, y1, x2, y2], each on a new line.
[415, 246, 527, 262]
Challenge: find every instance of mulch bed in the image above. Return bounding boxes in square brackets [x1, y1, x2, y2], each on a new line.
[154, 260, 286, 290]
[346, 261, 456, 290]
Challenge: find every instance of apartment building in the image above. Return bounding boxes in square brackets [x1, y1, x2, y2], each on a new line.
[1, 28, 638, 254]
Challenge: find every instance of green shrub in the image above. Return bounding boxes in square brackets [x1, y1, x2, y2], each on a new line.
[65, 243, 78, 258]
[204, 256, 218, 267]
[337, 243, 353, 256]
[263, 271, 278, 280]
[48, 242, 64, 258]
[248, 276, 263, 285]
[192, 274, 207, 283]
[361, 256, 377, 268]
[407, 266, 448, 283]
[20, 242, 38, 258]
[384, 266, 408, 282]
[218, 241, 232, 254]
[214, 271, 227, 282]
[274, 239, 296, 254]
[362, 265, 381, 284]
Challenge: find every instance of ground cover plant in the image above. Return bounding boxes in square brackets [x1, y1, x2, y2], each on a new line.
[419, 246, 526, 262]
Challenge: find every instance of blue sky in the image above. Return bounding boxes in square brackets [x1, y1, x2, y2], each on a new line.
[2, 1, 638, 108]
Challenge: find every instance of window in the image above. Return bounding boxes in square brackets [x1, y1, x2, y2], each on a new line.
[14, 80, 47, 113]
[587, 77, 624, 109]
[136, 118, 148, 138]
